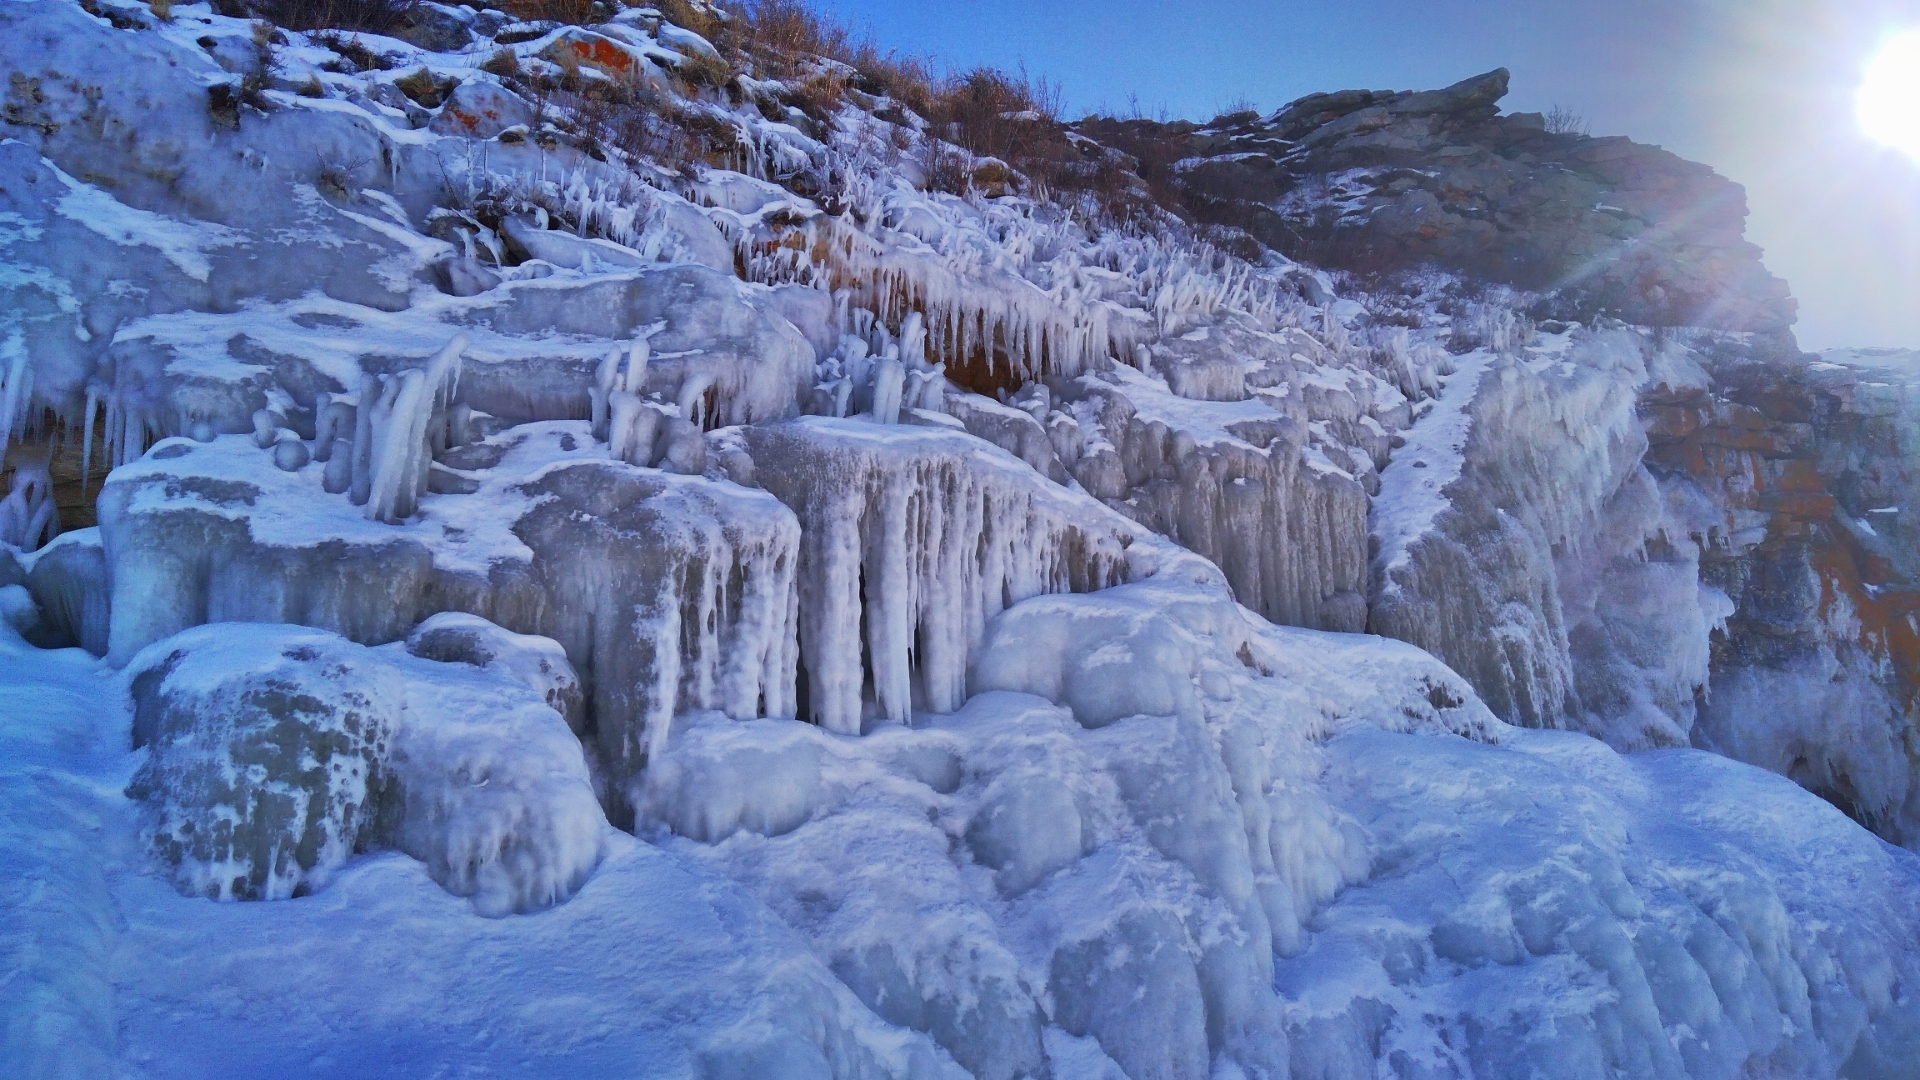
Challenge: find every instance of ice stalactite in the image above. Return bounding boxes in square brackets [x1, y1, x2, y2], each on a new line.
[807, 308, 953, 424]
[509, 461, 803, 797]
[354, 335, 467, 523]
[0, 342, 31, 468]
[745, 420, 1135, 732]
[0, 445, 57, 551]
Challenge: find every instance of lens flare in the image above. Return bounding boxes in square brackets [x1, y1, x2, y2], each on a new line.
[1860, 31, 1920, 161]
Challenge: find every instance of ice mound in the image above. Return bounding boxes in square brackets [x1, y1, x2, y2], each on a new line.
[635, 572, 1499, 1078]
[1290, 727, 1920, 1077]
[124, 621, 604, 914]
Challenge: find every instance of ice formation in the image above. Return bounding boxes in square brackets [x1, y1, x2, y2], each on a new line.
[4, 0, 1920, 1075]
[743, 419, 1136, 731]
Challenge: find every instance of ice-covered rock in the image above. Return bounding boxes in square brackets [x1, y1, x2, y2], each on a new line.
[1368, 326, 1718, 741]
[125, 621, 604, 914]
[98, 424, 800, 807]
[743, 418, 1134, 732]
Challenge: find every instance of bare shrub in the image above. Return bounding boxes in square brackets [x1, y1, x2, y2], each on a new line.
[312, 30, 400, 72]
[1545, 104, 1590, 137]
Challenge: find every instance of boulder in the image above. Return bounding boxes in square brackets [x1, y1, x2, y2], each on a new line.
[428, 81, 535, 140]
[124, 620, 605, 914]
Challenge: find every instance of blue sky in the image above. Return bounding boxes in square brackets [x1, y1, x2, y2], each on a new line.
[816, 0, 1920, 351]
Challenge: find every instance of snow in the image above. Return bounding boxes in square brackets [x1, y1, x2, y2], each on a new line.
[50, 161, 244, 283]
[1369, 347, 1494, 581]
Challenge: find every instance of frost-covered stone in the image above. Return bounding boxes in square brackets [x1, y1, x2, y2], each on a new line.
[125, 625, 398, 902]
[125, 622, 604, 913]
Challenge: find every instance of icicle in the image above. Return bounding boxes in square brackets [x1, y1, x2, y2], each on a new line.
[350, 373, 377, 506]
[314, 402, 355, 462]
[592, 347, 621, 442]
[678, 373, 716, 427]
[80, 389, 97, 500]
[0, 340, 31, 467]
[870, 357, 905, 425]
[251, 408, 282, 449]
[0, 446, 56, 552]
[609, 393, 662, 466]
[625, 335, 651, 393]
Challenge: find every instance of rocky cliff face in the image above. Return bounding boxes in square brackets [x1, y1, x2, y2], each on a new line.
[1080, 69, 1797, 334]
[1079, 68, 1920, 845]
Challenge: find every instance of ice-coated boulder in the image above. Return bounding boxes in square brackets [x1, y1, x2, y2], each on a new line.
[426, 82, 531, 140]
[125, 621, 604, 914]
[404, 611, 585, 732]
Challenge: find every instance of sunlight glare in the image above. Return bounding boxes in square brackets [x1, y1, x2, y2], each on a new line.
[1860, 31, 1920, 162]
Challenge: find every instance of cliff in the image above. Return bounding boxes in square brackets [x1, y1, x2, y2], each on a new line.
[2, 2, 1919, 1077]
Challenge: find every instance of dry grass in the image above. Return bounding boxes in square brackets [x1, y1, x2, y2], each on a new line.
[656, 0, 721, 40]
[312, 31, 399, 72]
[480, 47, 521, 78]
[499, 0, 598, 25]
[255, 0, 415, 34]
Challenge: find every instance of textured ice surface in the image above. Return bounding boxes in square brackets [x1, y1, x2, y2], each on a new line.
[1289, 727, 1920, 1078]
[744, 418, 1136, 732]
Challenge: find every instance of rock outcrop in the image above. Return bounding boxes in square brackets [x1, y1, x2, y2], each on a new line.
[1080, 69, 1797, 333]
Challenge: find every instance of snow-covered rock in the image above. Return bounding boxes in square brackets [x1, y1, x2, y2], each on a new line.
[125, 621, 604, 914]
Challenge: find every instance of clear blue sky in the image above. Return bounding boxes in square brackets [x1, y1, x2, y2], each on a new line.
[816, 0, 1920, 352]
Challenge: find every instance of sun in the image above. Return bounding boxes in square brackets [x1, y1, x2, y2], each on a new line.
[1860, 31, 1920, 161]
